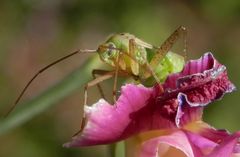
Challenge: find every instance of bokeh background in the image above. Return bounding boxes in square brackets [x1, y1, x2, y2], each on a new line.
[0, 0, 240, 157]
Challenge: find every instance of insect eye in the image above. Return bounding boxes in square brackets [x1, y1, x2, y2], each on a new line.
[107, 49, 112, 56]
[106, 42, 116, 57]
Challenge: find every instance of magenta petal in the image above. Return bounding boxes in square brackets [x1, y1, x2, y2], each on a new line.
[175, 93, 204, 127]
[64, 84, 175, 147]
[200, 127, 231, 145]
[162, 52, 235, 105]
[164, 52, 222, 89]
[140, 130, 240, 157]
[157, 53, 236, 126]
[140, 130, 203, 157]
[186, 129, 240, 156]
[206, 132, 240, 157]
[64, 84, 151, 147]
[185, 130, 217, 153]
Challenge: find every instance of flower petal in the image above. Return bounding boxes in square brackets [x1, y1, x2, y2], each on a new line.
[163, 52, 220, 89]
[184, 121, 240, 155]
[184, 130, 218, 155]
[140, 130, 202, 157]
[162, 52, 235, 105]
[157, 52, 236, 126]
[186, 128, 240, 156]
[64, 84, 175, 147]
[139, 130, 240, 157]
[200, 127, 231, 145]
[206, 131, 240, 157]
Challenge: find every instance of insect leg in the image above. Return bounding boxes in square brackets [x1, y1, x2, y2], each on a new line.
[84, 71, 115, 106]
[129, 39, 162, 86]
[79, 71, 115, 134]
[92, 69, 111, 100]
[150, 26, 187, 70]
[113, 54, 120, 103]
[75, 69, 130, 135]
[92, 68, 131, 104]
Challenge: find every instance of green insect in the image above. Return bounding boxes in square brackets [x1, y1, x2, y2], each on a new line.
[93, 26, 186, 103]
[5, 26, 187, 119]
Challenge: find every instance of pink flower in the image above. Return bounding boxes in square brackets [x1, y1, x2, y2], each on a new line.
[64, 53, 239, 157]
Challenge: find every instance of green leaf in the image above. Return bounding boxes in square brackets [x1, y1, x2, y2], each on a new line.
[0, 56, 101, 136]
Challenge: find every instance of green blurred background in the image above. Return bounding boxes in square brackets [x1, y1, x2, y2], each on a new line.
[0, 0, 240, 157]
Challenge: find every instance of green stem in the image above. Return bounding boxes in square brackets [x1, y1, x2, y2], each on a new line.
[109, 143, 116, 157]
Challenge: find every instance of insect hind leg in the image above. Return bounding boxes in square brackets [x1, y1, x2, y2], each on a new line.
[150, 26, 187, 70]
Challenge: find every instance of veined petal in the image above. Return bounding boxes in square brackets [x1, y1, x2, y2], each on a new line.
[125, 129, 171, 157]
[64, 84, 175, 147]
[140, 130, 202, 157]
[199, 127, 231, 145]
[163, 52, 222, 89]
[162, 53, 235, 105]
[157, 52, 236, 126]
[185, 122, 240, 155]
[206, 131, 240, 157]
[186, 128, 240, 156]
[138, 130, 240, 157]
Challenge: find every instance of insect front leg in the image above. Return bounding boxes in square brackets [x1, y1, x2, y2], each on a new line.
[84, 71, 115, 106]
[72, 71, 115, 136]
[113, 54, 120, 103]
[92, 69, 112, 100]
[75, 70, 130, 135]
[150, 26, 187, 70]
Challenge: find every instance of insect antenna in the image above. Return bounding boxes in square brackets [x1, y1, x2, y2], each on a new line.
[4, 49, 96, 118]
